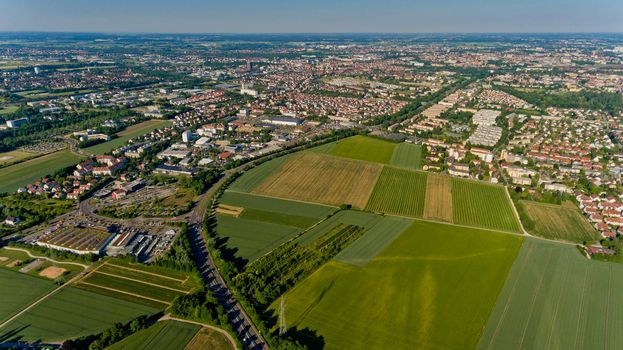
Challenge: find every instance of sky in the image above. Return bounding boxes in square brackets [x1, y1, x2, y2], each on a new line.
[0, 0, 622, 34]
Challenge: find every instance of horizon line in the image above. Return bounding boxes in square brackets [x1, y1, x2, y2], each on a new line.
[1, 30, 623, 36]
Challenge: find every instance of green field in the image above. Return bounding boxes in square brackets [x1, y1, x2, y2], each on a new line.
[0, 287, 157, 342]
[273, 220, 523, 350]
[478, 238, 623, 350]
[221, 191, 336, 220]
[228, 154, 294, 192]
[108, 321, 200, 350]
[334, 216, 413, 266]
[390, 143, 422, 169]
[519, 201, 598, 243]
[81, 119, 171, 155]
[329, 135, 396, 164]
[74, 261, 198, 308]
[0, 269, 54, 323]
[216, 215, 301, 262]
[452, 179, 521, 233]
[221, 191, 335, 228]
[0, 148, 83, 193]
[295, 210, 384, 246]
[365, 166, 427, 218]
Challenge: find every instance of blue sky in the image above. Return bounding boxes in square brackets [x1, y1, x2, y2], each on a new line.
[0, 0, 621, 33]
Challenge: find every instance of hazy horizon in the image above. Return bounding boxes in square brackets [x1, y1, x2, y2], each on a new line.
[1, 0, 622, 34]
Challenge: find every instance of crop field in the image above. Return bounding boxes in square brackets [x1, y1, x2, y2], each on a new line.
[390, 143, 422, 169]
[452, 179, 521, 233]
[478, 238, 623, 350]
[335, 216, 413, 266]
[119, 321, 200, 350]
[519, 201, 598, 242]
[216, 214, 301, 262]
[253, 152, 382, 208]
[0, 148, 83, 193]
[74, 261, 196, 308]
[228, 154, 294, 192]
[0, 268, 54, 323]
[365, 167, 427, 218]
[0, 149, 39, 167]
[221, 191, 336, 217]
[273, 220, 523, 350]
[0, 286, 157, 342]
[82, 119, 171, 155]
[0, 248, 83, 279]
[295, 210, 384, 246]
[329, 135, 396, 164]
[423, 173, 453, 222]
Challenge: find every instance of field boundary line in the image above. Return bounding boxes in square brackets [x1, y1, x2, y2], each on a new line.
[3, 247, 89, 269]
[487, 241, 535, 350]
[228, 189, 341, 208]
[104, 262, 186, 282]
[573, 267, 590, 350]
[544, 254, 571, 350]
[91, 270, 191, 293]
[160, 315, 238, 350]
[517, 247, 554, 349]
[77, 281, 171, 305]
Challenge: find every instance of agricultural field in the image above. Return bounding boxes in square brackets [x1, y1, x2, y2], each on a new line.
[216, 215, 302, 262]
[365, 167, 427, 218]
[0, 286, 157, 342]
[220, 191, 336, 227]
[0, 149, 40, 168]
[228, 154, 294, 192]
[452, 179, 521, 233]
[108, 321, 235, 350]
[390, 142, 422, 169]
[0, 268, 54, 323]
[0, 148, 83, 193]
[74, 260, 199, 308]
[334, 216, 413, 266]
[478, 238, 623, 350]
[329, 135, 396, 164]
[295, 210, 384, 246]
[519, 200, 599, 243]
[253, 152, 382, 208]
[273, 220, 523, 350]
[423, 173, 453, 222]
[81, 119, 171, 155]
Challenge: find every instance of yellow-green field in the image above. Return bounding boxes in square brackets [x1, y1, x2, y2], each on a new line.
[272, 220, 523, 350]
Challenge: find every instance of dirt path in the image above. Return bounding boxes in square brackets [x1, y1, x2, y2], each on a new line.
[3, 246, 89, 269]
[159, 315, 239, 350]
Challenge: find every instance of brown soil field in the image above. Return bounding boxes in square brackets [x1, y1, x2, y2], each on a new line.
[216, 204, 244, 217]
[184, 328, 235, 350]
[7, 259, 22, 268]
[39, 266, 67, 279]
[423, 174, 453, 222]
[253, 152, 382, 208]
[0, 256, 8, 262]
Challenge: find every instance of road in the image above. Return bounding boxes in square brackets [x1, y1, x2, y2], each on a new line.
[186, 171, 267, 350]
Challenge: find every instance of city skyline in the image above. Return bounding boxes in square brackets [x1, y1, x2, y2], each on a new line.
[1, 0, 622, 34]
